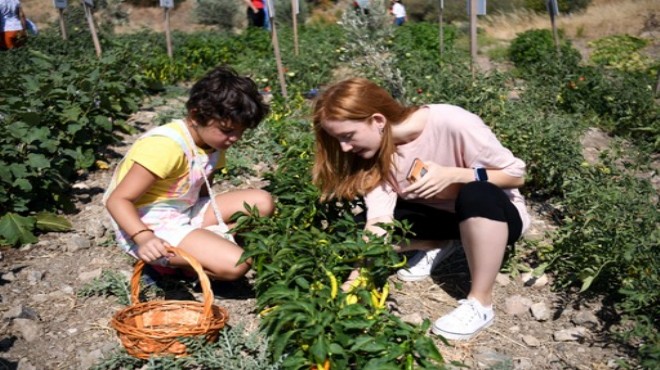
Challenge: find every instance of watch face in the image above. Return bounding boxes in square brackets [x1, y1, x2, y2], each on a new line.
[476, 167, 488, 181]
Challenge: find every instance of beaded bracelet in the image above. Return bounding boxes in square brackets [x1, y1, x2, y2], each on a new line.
[129, 228, 154, 241]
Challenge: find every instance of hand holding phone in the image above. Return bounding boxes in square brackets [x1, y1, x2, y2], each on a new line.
[406, 158, 428, 183]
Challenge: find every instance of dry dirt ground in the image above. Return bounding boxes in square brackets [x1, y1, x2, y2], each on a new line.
[0, 94, 641, 370]
[3, 2, 652, 370]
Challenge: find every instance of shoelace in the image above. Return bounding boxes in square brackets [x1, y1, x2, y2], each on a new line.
[451, 299, 483, 323]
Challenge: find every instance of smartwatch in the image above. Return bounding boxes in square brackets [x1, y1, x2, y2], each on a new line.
[474, 167, 488, 182]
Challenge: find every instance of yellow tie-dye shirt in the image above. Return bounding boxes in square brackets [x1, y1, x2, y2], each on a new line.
[115, 120, 226, 208]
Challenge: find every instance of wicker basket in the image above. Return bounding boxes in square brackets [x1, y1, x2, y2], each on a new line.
[111, 247, 229, 359]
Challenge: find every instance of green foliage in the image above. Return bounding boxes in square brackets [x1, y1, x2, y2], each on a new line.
[557, 66, 659, 149]
[0, 213, 37, 246]
[508, 28, 581, 75]
[523, 0, 591, 14]
[391, 21, 458, 61]
[0, 211, 73, 247]
[589, 35, 654, 73]
[78, 269, 132, 305]
[225, 101, 445, 368]
[195, 0, 241, 31]
[92, 323, 283, 369]
[0, 35, 145, 218]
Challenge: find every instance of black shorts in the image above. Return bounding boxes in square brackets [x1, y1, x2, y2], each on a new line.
[358, 182, 523, 246]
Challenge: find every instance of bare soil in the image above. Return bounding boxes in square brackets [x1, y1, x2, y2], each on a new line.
[2, 2, 648, 369]
[0, 97, 639, 370]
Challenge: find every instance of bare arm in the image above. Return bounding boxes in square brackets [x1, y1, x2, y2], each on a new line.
[105, 163, 171, 262]
[403, 163, 524, 199]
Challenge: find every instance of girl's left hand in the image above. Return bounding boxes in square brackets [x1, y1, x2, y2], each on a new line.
[402, 162, 466, 199]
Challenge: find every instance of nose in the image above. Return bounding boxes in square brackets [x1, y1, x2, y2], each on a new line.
[339, 142, 352, 152]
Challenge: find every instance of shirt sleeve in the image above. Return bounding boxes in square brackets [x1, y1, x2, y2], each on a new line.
[125, 136, 188, 179]
[453, 110, 526, 178]
[364, 182, 397, 221]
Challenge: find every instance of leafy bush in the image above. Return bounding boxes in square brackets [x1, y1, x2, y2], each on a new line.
[589, 34, 653, 73]
[195, 0, 241, 31]
[508, 28, 581, 75]
[557, 66, 659, 149]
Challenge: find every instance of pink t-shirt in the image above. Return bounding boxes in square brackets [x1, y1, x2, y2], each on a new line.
[364, 104, 530, 233]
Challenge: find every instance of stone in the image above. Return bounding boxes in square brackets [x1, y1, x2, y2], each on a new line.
[553, 326, 589, 342]
[496, 273, 511, 286]
[78, 268, 103, 282]
[521, 334, 541, 347]
[571, 311, 599, 329]
[530, 302, 551, 321]
[504, 295, 533, 316]
[400, 312, 424, 326]
[12, 319, 41, 342]
[67, 235, 92, 253]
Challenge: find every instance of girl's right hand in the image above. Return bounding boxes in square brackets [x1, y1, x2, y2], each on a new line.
[134, 234, 172, 263]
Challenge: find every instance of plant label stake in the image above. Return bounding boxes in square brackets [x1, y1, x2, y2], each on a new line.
[267, 0, 288, 99]
[437, 0, 443, 59]
[546, 0, 561, 55]
[466, 0, 485, 75]
[53, 0, 68, 40]
[81, 0, 102, 57]
[291, 0, 299, 55]
[160, 0, 174, 59]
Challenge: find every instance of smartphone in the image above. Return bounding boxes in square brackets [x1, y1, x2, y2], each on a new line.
[406, 158, 428, 183]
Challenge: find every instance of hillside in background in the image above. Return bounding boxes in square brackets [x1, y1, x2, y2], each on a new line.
[22, 0, 659, 43]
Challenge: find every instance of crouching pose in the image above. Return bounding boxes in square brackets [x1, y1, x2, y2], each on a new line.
[312, 77, 529, 340]
[104, 66, 274, 281]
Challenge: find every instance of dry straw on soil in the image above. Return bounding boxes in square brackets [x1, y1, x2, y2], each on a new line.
[483, 0, 660, 41]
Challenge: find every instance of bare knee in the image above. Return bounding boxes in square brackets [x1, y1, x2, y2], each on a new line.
[252, 190, 275, 217]
[207, 260, 250, 281]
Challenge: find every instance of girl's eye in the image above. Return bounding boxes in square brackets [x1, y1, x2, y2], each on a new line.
[341, 133, 353, 141]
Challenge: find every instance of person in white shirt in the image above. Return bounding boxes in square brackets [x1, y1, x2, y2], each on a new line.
[391, 0, 406, 26]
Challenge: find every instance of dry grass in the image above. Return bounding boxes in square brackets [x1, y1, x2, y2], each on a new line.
[483, 0, 660, 41]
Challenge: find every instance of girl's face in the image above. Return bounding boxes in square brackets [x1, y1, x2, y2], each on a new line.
[322, 117, 384, 159]
[195, 120, 246, 151]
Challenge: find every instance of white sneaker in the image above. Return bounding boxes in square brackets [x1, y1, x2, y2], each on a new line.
[396, 240, 459, 282]
[432, 297, 494, 340]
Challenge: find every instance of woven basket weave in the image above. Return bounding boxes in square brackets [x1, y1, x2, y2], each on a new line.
[111, 247, 229, 359]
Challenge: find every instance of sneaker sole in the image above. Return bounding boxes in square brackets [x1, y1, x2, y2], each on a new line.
[396, 242, 460, 282]
[431, 316, 494, 340]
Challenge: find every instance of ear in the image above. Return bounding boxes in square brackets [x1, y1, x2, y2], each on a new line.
[371, 113, 387, 130]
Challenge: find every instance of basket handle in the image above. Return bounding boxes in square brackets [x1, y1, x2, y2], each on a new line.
[130, 247, 214, 320]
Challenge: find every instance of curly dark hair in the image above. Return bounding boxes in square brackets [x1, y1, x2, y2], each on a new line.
[186, 65, 269, 129]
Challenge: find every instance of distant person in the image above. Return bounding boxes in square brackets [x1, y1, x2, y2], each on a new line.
[244, 0, 265, 28]
[353, 0, 369, 15]
[391, 0, 406, 26]
[0, 0, 27, 50]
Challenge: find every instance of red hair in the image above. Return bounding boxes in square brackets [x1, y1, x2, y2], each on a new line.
[312, 78, 417, 201]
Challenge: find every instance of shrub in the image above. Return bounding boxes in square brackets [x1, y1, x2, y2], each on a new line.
[508, 28, 581, 74]
[589, 34, 653, 73]
[195, 0, 241, 31]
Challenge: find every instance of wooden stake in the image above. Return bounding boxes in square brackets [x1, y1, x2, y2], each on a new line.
[82, 1, 101, 58]
[164, 7, 173, 59]
[438, 0, 444, 59]
[291, 0, 299, 56]
[271, 21, 288, 98]
[58, 8, 67, 40]
[469, 0, 477, 76]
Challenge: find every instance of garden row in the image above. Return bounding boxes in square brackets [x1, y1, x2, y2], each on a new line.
[1, 4, 658, 367]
